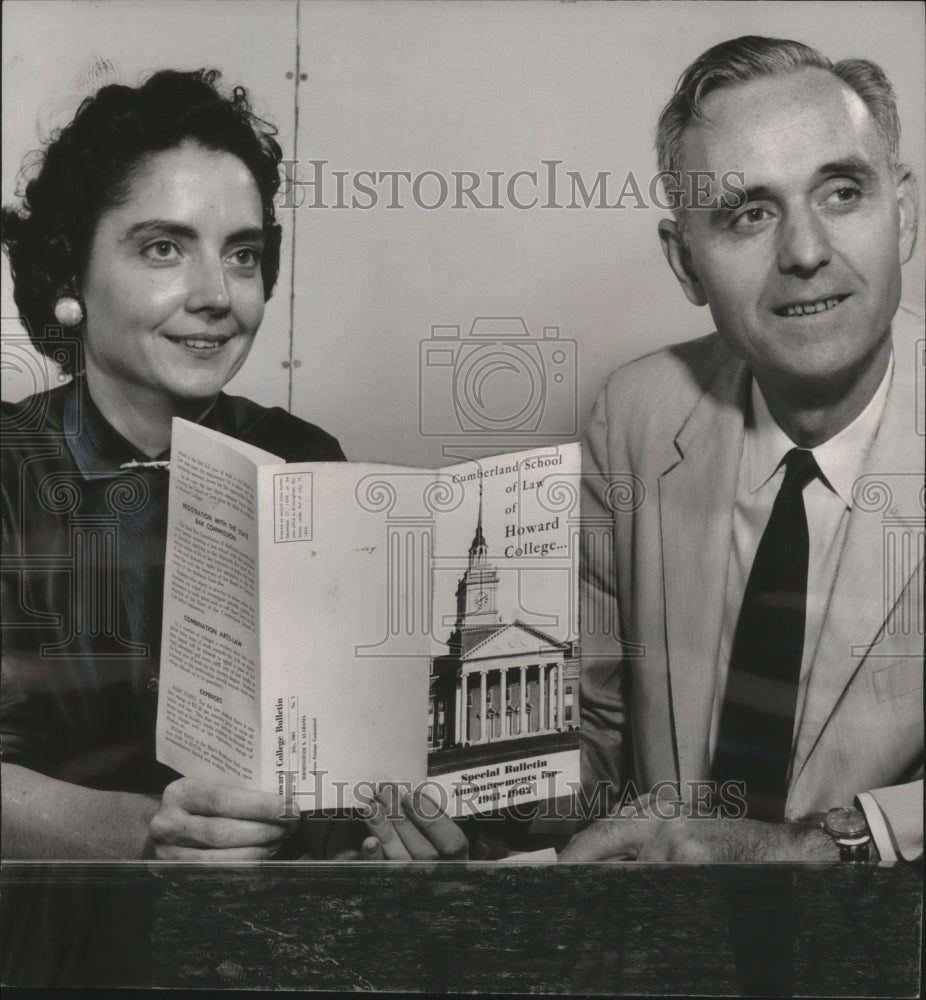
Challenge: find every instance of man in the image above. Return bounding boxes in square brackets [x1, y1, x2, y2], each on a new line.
[562, 36, 922, 863]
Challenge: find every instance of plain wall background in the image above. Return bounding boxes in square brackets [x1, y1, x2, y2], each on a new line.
[3, 0, 924, 466]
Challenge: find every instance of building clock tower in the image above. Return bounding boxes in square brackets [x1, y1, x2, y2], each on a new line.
[454, 485, 502, 628]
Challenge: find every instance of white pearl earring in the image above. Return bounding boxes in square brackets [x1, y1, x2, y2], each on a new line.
[54, 297, 84, 327]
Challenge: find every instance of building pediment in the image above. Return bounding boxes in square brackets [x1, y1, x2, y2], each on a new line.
[461, 621, 569, 662]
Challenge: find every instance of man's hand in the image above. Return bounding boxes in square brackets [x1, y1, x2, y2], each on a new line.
[147, 777, 298, 860]
[558, 797, 841, 863]
[357, 783, 469, 861]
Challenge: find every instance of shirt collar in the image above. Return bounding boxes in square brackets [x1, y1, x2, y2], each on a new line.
[746, 351, 893, 509]
[63, 377, 218, 478]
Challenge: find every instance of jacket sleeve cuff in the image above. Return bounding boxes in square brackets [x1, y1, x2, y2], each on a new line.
[856, 790, 897, 862]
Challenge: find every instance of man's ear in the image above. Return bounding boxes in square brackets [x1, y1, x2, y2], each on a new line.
[895, 164, 919, 264]
[658, 218, 708, 306]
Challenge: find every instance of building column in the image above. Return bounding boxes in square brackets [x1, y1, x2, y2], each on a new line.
[557, 662, 565, 730]
[537, 664, 545, 733]
[454, 677, 462, 744]
[480, 669, 488, 743]
[519, 665, 527, 735]
[547, 666, 555, 729]
[500, 668, 507, 737]
[461, 673, 468, 743]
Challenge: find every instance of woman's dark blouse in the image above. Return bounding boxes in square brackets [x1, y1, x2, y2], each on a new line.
[1, 378, 345, 793]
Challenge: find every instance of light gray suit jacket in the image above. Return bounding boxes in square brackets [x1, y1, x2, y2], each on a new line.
[580, 305, 924, 859]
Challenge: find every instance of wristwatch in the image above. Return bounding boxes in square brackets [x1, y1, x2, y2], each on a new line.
[823, 806, 871, 862]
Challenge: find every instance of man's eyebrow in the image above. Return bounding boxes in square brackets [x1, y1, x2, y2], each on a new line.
[708, 157, 882, 220]
[815, 157, 880, 184]
[724, 184, 774, 207]
[707, 186, 776, 223]
[731, 160, 880, 203]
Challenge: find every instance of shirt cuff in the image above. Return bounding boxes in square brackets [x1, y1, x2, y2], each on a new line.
[856, 791, 897, 862]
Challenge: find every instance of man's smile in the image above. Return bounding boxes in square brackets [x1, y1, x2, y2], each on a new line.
[773, 295, 849, 318]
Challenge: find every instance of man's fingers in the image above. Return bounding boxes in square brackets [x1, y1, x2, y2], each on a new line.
[558, 819, 641, 862]
[671, 837, 713, 862]
[557, 816, 716, 862]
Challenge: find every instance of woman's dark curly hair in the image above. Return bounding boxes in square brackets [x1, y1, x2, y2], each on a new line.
[1, 68, 283, 376]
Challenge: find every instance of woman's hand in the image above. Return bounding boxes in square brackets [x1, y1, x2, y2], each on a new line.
[147, 777, 298, 860]
[358, 783, 469, 861]
[321, 783, 469, 861]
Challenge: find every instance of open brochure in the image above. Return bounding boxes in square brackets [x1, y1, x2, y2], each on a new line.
[157, 419, 581, 818]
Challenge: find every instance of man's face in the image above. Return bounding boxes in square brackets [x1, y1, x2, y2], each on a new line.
[667, 68, 916, 396]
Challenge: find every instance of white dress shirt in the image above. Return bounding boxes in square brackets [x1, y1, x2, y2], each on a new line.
[711, 353, 895, 855]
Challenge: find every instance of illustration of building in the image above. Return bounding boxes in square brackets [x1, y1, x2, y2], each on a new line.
[428, 488, 580, 750]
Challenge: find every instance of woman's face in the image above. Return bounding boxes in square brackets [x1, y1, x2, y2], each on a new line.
[80, 141, 267, 411]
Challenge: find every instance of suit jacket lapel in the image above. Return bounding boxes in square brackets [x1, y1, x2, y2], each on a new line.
[659, 353, 749, 780]
[791, 317, 924, 785]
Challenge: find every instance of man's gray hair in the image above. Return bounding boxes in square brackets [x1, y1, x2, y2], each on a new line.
[656, 35, 901, 211]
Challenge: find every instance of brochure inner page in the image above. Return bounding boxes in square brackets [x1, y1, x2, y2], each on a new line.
[254, 461, 431, 810]
[157, 419, 279, 788]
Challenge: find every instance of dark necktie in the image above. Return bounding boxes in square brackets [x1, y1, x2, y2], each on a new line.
[712, 447, 819, 821]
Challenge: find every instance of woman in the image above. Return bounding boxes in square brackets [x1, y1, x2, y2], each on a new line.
[1, 69, 465, 862]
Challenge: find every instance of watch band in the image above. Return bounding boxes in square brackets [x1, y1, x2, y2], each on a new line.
[836, 835, 871, 863]
[823, 806, 872, 863]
